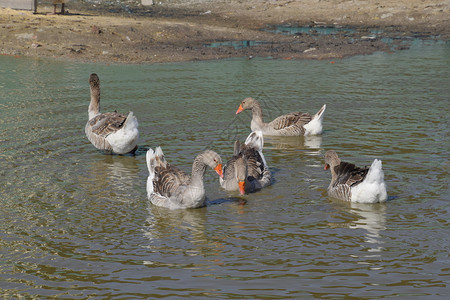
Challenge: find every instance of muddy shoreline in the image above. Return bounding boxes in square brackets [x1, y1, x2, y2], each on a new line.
[1, 0, 448, 64]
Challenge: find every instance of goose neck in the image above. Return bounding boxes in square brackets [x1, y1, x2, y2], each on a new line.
[88, 85, 100, 120]
[250, 101, 265, 128]
[190, 155, 207, 185]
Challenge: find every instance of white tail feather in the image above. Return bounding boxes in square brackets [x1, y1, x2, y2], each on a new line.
[244, 130, 268, 168]
[155, 146, 164, 159]
[351, 159, 387, 203]
[146, 148, 155, 177]
[304, 104, 326, 136]
[123, 111, 138, 130]
[146, 148, 156, 197]
[365, 159, 384, 184]
[313, 104, 326, 121]
[106, 111, 139, 154]
[244, 130, 264, 152]
[146, 147, 166, 199]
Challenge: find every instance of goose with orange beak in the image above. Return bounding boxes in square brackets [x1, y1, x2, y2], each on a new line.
[147, 147, 223, 209]
[236, 97, 326, 136]
[220, 131, 271, 195]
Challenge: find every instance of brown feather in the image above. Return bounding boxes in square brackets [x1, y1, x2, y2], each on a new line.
[268, 112, 312, 130]
[333, 162, 369, 188]
[240, 144, 264, 181]
[88, 112, 128, 137]
[153, 164, 190, 197]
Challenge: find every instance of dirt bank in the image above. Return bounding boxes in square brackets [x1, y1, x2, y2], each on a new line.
[0, 0, 448, 63]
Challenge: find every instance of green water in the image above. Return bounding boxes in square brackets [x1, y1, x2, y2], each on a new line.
[0, 40, 449, 298]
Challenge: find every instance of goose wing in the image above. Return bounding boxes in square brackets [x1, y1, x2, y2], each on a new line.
[268, 112, 312, 130]
[88, 112, 128, 137]
[241, 145, 264, 181]
[153, 164, 190, 198]
[333, 162, 369, 188]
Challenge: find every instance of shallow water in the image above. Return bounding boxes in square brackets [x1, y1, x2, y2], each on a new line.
[0, 40, 449, 298]
[265, 24, 356, 36]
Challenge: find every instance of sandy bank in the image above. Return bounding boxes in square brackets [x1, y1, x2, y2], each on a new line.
[0, 0, 448, 63]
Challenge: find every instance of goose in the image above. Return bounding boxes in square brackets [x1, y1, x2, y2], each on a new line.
[235, 97, 326, 136]
[220, 143, 248, 195]
[324, 150, 387, 203]
[220, 131, 271, 194]
[146, 147, 223, 209]
[85, 73, 139, 155]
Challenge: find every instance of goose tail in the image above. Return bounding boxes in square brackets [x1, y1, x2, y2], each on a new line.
[313, 104, 326, 121]
[106, 111, 139, 154]
[146, 147, 166, 197]
[304, 104, 326, 136]
[351, 159, 388, 203]
[123, 111, 139, 132]
[244, 130, 268, 167]
[244, 130, 264, 152]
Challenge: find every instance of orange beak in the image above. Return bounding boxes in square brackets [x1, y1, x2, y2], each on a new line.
[238, 181, 246, 195]
[215, 164, 224, 178]
[324, 164, 329, 171]
[235, 104, 244, 114]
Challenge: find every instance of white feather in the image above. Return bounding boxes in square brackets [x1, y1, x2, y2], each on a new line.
[244, 130, 263, 151]
[106, 112, 139, 154]
[146, 148, 156, 197]
[304, 104, 326, 136]
[244, 130, 268, 167]
[351, 159, 387, 203]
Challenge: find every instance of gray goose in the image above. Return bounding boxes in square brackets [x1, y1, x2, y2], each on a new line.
[236, 97, 326, 136]
[219, 142, 248, 195]
[85, 73, 139, 155]
[146, 147, 223, 209]
[220, 131, 271, 194]
[324, 150, 387, 203]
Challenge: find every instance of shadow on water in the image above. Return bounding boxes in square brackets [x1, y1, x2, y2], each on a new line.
[387, 195, 400, 202]
[92, 143, 149, 157]
[134, 145, 152, 157]
[207, 197, 247, 207]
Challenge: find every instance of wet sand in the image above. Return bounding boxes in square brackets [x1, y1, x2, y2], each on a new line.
[0, 0, 448, 63]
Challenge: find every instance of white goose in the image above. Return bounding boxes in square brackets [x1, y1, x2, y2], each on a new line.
[220, 131, 271, 194]
[324, 150, 387, 203]
[146, 147, 223, 209]
[236, 97, 326, 136]
[85, 73, 139, 155]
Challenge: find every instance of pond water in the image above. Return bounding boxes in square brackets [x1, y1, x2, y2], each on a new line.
[0, 40, 449, 298]
[265, 24, 357, 36]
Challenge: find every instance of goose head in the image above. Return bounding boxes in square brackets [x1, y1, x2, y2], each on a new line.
[324, 150, 341, 171]
[89, 73, 100, 88]
[202, 150, 223, 179]
[236, 97, 257, 114]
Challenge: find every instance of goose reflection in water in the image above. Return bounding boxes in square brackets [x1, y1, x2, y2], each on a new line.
[143, 207, 210, 257]
[348, 202, 387, 253]
[143, 198, 246, 264]
[329, 201, 387, 254]
[83, 154, 141, 200]
[264, 135, 322, 152]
